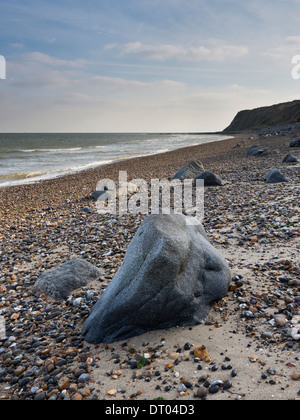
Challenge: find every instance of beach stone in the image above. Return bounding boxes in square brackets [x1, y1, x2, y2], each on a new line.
[291, 372, 300, 381]
[265, 168, 290, 184]
[172, 160, 205, 180]
[274, 314, 288, 327]
[290, 137, 300, 148]
[195, 387, 208, 398]
[82, 214, 231, 344]
[247, 145, 267, 157]
[194, 171, 222, 187]
[33, 259, 104, 300]
[91, 190, 106, 200]
[282, 154, 299, 163]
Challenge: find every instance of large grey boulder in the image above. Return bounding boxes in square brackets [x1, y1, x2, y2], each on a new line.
[33, 259, 104, 300]
[247, 145, 267, 157]
[172, 160, 205, 180]
[265, 168, 290, 184]
[82, 214, 231, 344]
[194, 171, 222, 187]
[283, 154, 299, 163]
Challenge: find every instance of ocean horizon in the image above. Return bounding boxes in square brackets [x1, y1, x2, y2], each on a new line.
[0, 132, 231, 188]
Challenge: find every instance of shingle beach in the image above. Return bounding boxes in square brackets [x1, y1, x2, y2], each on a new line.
[0, 131, 299, 400]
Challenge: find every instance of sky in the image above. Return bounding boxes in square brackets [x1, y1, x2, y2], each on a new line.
[0, 0, 300, 133]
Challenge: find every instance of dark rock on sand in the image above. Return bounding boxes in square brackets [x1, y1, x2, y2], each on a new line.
[82, 214, 231, 344]
[194, 171, 222, 187]
[91, 187, 108, 200]
[247, 145, 267, 157]
[265, 168, 290, 184]
[172, 160, 205, 180]
[290, 137, 300, 148]
[33, 258, 104, 300]
[282, 154, 299, 163]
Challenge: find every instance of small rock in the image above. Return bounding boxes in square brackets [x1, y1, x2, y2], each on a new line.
[249, 355, 259, 363]
[209, 384, 220, 394]
[107, 389, 118, 397]
[194, 346, 210, 362]
[211, 380, 223, 387]
[290, 372, 300, 381]
[18, 377, 30, 388]
[178, 384, 187, 393]
[78, 373, 90, 383]
[71, 393, 83, 401]
[195, 387, 208, 398]
[222, 380, 233, 390]
[168, 352, 179, 361]
[274, 314, 288, 327]
[58, 376, 70, 391]
[34, 392, 46, 401]
[267, 368, 276, 376]
[261, 332, 273, 340]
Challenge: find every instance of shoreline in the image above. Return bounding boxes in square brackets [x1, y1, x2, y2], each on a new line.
[0, 131, 299, 401]
[0, 134, 239, 206]
[0, 133, 233, 190]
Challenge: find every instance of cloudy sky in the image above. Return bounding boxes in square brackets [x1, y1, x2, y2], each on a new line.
[1, 0, 300, 132]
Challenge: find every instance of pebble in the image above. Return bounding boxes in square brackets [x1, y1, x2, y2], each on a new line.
[178, 384, 187, 393]
[78, 374, 90, 383]
[107, 389, 117, 397]
[209, 385, 220, 394]
[290, 372, 300, 381]
[274, 314, 288, 327]
[267, 368, 276, 376]
[195, 387, 208, 398]
[261, 332, 273, 340]
[222, 380, 233, 390]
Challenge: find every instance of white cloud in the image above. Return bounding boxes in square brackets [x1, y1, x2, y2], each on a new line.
[105, 40, 248, 62]
[263, 36, 300, 60]
[83, 75, 185, 92]
[22, 52, 87, 68]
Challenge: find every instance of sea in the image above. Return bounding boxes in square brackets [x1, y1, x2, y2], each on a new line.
[0, 133, 231, 188]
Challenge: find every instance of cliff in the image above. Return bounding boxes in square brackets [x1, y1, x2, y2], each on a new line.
[224, 100, 300, 132]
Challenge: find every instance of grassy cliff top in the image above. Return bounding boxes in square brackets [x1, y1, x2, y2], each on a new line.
[224, 100, 300, 132]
